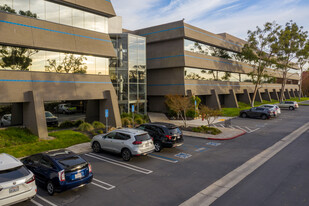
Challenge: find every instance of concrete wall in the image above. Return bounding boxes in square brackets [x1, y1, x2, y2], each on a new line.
[0, 12, 116, 58]
[108, 16, 123, 33]
[0, 70, 121, 138]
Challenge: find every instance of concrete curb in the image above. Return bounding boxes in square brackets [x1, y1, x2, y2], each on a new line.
[207, 131, 247, 141]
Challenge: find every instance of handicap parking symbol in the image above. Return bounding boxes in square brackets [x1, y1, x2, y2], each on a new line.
[175, 152, 192, 159]
[206, 142, 221, 147]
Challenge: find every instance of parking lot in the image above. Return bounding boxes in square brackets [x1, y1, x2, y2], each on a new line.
[16, 106, 309, 206]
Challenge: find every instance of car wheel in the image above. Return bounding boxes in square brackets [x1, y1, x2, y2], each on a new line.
[46, 181, 55, 196]
[241, 113, 247, 118]
[289, 106, 294, 110]
[261, 114, 267, 120]
[121, 148, 131, 161]
[92, 142, 101, 153]
[154, 141, 162, 152]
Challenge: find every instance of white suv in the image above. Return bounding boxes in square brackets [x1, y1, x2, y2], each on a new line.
[277, 101, 299, 110]
[0, 153, 37, 206]
[91, 128, 155, 161]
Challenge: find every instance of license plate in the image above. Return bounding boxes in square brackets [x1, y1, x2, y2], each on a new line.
[75, 172, 83, 179]
[9, 186, 19, 193]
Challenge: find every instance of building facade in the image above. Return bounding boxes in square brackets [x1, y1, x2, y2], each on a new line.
[0, 0, 121, 138]
[110, 33, 147, 115]
[133, 20, 300, 112]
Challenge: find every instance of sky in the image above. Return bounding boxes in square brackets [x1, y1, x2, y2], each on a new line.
[112, 0, 309, 40]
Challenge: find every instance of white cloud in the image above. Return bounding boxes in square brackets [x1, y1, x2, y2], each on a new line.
[112, 0, 309, 39]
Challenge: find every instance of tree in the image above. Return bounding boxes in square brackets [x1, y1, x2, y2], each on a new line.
[165, 95, 192, 128]
[296, 41, 309, 100]
[274, 20, 308, 102]
[45, 54, 87, 74]
[240, 22, 281, 107]
[0, 5, 38, 71]
[200, 105, 222, 126]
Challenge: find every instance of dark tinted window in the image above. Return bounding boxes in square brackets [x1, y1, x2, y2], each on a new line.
[24, 154, 42, 165]
[136, 125, 146, 130]
[168, 127, 182, 135]
[256, 108, 264, 111]
[135, 133, 151, 141]
[40, 156, 54, 169]
[116, 133, 131, 140]
[106, 132, 117, 139]
[0, 166, 30, 182]
[58, 156, 86, 169]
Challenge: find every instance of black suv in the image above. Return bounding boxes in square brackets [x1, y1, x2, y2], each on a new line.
[136, 122, 184, 152]
[240, 107, 272, 120]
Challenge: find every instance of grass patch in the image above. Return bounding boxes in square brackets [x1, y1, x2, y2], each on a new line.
[191, 126, 222, 135]
[221, 97, 309, 117]
[0, 128, 90, 158]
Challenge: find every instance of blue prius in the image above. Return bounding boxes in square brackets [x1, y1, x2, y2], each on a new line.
[21, 149, 93, 195]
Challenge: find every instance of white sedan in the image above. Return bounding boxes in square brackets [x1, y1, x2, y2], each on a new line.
[259, 104, 281, 116]
[0, 153, 37, 205]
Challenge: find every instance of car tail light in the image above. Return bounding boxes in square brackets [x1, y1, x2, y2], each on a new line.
[88, 163, 92, 173]
[58, 170, 65, 182]
[165, 135, 172, 140]
[26, 175, 35, 184]
[133, 141, 142, 145]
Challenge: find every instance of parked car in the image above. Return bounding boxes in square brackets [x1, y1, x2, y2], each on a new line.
[54, 104, 77, 114]
[91, 128, 155, 161]
[240, 107, 272, 120]
[259, 104, 281, 117]
[136, 122, 184, 152]
[0, 153, 37, 205]
[21, 150, 93, 196]
[45, 111, 59, 127]
[0, 114, 11, 127]
[276, 101, 299, 110]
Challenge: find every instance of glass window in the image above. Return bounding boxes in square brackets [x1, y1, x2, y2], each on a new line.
[106, 132, 116, 139]
[184, 68, 217, 80]
[95, 15, 108, 33]
[0, 166, 30, 182]
[31, 51, 45, 72]
[85, 56, 95, 74]
[30, 0, 44, 19]
[129, 84, 138, 100]
[95, 57, 108, 75]
[138, 37, 146, 67]
[240, 74, 252, 82]
[129, 70, 137, 83]
[84, 12, 95, 31]
[128, 36, 138, 70]
[138, 70, 146, 83]
[72, 9, 84, 29]
[13, 0, 29, 13]
[45, 1, 59, 24]
[60, 5, 72, 26]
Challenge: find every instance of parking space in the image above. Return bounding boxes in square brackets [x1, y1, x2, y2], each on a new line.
[15, 106, 307, 206]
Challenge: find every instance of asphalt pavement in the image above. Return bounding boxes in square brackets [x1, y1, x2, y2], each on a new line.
[16, 106, 309, 206]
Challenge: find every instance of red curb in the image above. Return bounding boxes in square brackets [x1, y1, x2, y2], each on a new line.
[207, 131, 247, 141]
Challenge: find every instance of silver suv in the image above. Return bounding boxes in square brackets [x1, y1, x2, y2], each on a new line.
[0, 153, 37, 205]
[91, 128, 155, 161]
[277, 101, 299, 110]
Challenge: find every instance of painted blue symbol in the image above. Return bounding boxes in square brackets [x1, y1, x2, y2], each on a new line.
[206, 142, 221, 146]
[105, 109, 109, 118]
[131, 105, 135, 113]
[175, 153, 192, 159]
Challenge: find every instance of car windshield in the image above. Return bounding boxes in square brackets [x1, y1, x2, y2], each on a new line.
[58, 156, 86, 169]
[45, 112, 53, 117]
[135, 133, 151, 141]
[169, 127, 182, 135]
[0, 166, 30, 183]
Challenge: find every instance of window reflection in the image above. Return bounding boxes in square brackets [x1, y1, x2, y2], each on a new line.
[0, 0, 108, 33]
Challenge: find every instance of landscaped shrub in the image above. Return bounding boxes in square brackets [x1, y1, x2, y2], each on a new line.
[78, 122, 94, 132]
[134, 117, 144, 125]
[74, 120, 84, 127]
[97, 130, 104, 134]
[192, 126, 222, 135]
[92, 121, 106, 129]
[59, 121, 75, 128]
[122, 117, 133, 127]
[186, 109, 198, 118]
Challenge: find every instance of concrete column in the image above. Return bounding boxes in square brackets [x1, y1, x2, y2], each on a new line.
[225, 89, 238, 108]
[11, 103, 23, 126]
[85, 91, 121, 129]
[294, 89, 300, 98]
[261, 89, 271, 101]
[254, 90, 263, 103]
[289, 89, 295, 98]
[239, 89, 251, 105]
[205, 89, 221, 110]
[23, 91, 48, 139]
[100, 91, 122, 128]
[270, 89, 279, 101]
[285, 89, 291, 99]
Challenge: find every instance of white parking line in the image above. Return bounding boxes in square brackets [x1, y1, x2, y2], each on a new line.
[85, 153, 153, 174]
[235, 126, 247, 132]
[245, 126, 253, 132]
[91, 178, 115, 190]
[219, 124, 225, 128]
[229, 126, 235, 129]
[36, 195, 58, 206]
[148, 154, 178, 163]
[249, 128, 260, 133]
[31, 199, 43, 206]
